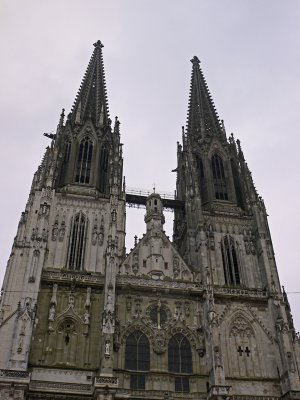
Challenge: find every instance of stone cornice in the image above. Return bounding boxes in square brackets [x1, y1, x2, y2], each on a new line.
[42, 270, 104, 287]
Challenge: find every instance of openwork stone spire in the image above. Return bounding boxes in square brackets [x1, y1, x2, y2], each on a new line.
[187, 56, 222, 138]
[70, 40, 109, 127]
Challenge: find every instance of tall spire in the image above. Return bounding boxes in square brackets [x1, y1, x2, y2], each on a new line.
[187, 56, 222, 138]
[70, 40, 109, 127]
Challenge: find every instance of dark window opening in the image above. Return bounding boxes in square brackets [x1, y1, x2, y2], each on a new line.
[125, 331, 150, 389]
[168, 333, 192, 393]
[68, 213, 86, 270]
[211, 154, 228, 200]
[221, 235, 240, 285]
[75, 138, 93, 184]
[64, 141, 71, 163]
[99, 145, 109, 193]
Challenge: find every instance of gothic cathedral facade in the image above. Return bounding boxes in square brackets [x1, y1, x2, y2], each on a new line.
[0, 41, 299, 400]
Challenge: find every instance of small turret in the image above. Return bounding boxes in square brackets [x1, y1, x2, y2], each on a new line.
[145, 193, 165, 233]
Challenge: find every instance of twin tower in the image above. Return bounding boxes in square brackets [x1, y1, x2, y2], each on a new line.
[0, 41, 300, 400]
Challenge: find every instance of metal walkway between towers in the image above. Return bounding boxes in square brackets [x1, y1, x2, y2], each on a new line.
[125, 187, 185, 211]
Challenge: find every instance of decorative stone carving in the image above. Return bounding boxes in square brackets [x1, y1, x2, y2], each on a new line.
[52, 218, 59, 241]
[152, 330, 167, 354]
[173, 256, 180, 278]
[92, 224, 98, 245]
[58, 220, 66, 242]
[230, 316, 254, 337]
[132, 253, 139, 275]
[98, 215, 104, 246]
[126, 296, 132, 312]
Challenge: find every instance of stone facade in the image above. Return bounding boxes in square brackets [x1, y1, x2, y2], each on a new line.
[0, 41, 300, 399]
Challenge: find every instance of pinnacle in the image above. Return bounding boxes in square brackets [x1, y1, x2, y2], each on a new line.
[93, 40, 104, 49]
[191, 56, 200, 65]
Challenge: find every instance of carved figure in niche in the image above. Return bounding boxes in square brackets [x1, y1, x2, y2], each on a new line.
[59, 221, 65, 242]
[17, 335, 24, 354]
[206, 224, 215, 250]
[99, 216, 104, 246]
[132, 253, 139, 275]
[173, 256, 180, 278]
[40, 203, 48, 215]
[105, 340, 110, 356]
[134, 297, 142, 318]
[83, 310, 90, 325]
[91, 217, 98, 246]
[48, 304, 56, 321]
[106, 286, 114, 313]
[103, 311, 114, 333]
[174, 301, 183, 321]
[52, 219, 59, 241]
[126, 296, 132, 312]
[214, 346, 222, 367]
[208, 297, 216, 324]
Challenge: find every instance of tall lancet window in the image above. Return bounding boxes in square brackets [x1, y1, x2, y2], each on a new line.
[75, 137, 93, 184]
[168, 333, 192, 392]
[195, 155, 205, 200]
[221, 235, 241, 285]
[68, 212, 87, 270]
[99, 145, 109, 193]
[125, 331, 150, 390]
[211, 154, 228, 200]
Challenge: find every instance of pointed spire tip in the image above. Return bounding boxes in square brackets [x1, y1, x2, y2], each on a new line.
[191, 56, 200, 65]
[93, 40, 104, 49]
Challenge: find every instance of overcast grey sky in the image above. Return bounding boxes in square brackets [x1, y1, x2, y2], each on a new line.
[1, 0, 300, 328]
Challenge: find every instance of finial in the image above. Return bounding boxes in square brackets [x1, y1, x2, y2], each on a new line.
[236, 138, 245, 160]
[134, 235, 138, 246]
[93, 40, 104, 49]
[190, 56, 200, 65]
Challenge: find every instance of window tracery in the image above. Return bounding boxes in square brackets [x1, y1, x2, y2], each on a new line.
[99, 145, 109, 193]
[68, 212, 87, 270]
[168, 333, 192, 393]
[221, 235, 240, 285]
[75, 137, 93, 184]
[125, 330, 150, 390]
[211, 154, 228, 200]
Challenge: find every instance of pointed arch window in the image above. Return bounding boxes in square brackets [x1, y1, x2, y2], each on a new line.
[68, 212, 87, 270]
[64, 140, 71, 163]
[75, 137, 93, 184]
[211, 154, 228, 200]
[221, 235, 240, 285]
[125, 331, 150, 390]
[99, 145, 109, 193]
[168, 333, 192, 393]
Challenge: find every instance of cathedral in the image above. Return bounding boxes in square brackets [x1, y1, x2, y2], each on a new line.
[0, 40, 300, 400]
